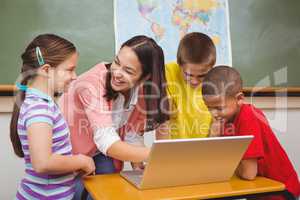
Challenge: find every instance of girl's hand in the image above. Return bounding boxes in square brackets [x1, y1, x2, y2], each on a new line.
[77, 154, 96, 176]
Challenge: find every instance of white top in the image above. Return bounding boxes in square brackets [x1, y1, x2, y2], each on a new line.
[93, 86, 144, 155]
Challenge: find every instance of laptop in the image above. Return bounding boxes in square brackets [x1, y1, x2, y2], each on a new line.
[120, 135, 253, 190]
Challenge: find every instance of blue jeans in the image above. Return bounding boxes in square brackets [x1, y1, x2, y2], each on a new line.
[73, 153, 116, 200]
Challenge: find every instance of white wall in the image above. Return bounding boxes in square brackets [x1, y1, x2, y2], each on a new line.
[0, 113, 24, 199]
[264, 108, 300, 171]
[1, 97, 300, 199]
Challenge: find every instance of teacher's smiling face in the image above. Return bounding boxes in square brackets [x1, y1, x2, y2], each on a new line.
[110, 46, 143, 92]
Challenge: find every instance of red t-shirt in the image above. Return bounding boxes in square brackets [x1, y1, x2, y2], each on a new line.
[224, 104, 300, 198]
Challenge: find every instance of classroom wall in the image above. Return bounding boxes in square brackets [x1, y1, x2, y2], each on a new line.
[0, 97, 300, 199]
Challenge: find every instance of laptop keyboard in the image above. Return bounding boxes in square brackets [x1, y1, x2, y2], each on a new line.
[122, 170, 144, 186]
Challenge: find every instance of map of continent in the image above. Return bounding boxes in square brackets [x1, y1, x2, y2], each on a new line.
[115, 0, 232, 65]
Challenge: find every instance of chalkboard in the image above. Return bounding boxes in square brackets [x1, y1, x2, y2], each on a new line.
[0, 0, 114, 86]
[1, 0, 300, 91]
[229, 0, 300, 88]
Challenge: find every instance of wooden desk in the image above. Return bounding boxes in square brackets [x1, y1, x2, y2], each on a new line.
[83, 174, 285, 200]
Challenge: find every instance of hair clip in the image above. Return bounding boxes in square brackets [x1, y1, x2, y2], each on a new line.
[16, 82, 28, 92]
[35, 46, 45, 66]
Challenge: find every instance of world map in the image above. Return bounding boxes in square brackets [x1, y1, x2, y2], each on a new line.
[115, 0, 232, 65]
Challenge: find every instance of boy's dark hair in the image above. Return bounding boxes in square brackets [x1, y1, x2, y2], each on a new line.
[202, 66, 243, 97]
[177, 32, 216, 67]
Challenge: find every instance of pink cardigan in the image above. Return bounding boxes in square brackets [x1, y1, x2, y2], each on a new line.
[60, 63, 147, 171]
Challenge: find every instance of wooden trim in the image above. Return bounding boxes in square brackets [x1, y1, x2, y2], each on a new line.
[243, 87, 300, 97]
[0, 85, 15, 96]
[1, 85, 300, 96]
[243, 87, 300, 93]
[1, 86, 300, 92]
[0, 85, 16, 92]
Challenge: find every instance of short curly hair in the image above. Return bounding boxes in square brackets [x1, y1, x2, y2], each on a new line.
[202, 65, 243, 97]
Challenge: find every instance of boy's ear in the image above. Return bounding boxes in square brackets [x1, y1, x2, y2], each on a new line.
[236, 92, 245, 106]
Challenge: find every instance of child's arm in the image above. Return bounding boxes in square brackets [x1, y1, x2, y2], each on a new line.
[93, 126, 150, 162]
[124, 132, 146, 170]
[235, 158, 258, 180]
[28, 123, 95, 176]
[107, 141, 150, 162]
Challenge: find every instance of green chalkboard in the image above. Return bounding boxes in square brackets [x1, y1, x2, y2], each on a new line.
[229, 0, 300, 87]
[0, 0, 114, 85]
[1, 0, 300, 89]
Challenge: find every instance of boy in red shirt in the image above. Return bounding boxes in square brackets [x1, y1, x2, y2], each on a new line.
[202, 66, 300, 200]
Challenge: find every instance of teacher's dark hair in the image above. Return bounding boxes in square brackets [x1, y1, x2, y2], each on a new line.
[104, 35, 169, 130]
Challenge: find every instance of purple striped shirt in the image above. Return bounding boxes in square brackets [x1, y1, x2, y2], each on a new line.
[16, 88, 75, 200]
